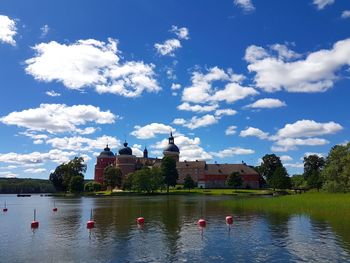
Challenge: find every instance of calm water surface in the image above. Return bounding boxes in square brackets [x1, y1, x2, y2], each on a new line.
[0, 194, 349, 263]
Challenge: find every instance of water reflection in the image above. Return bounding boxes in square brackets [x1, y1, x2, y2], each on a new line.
[1, 194, 350, 262]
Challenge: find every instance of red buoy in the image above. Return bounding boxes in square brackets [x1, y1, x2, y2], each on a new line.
[198, 219, 206, 228]
[53, 201, 58, 212]
[137, 217, 145, 225]
[31, 209, 39, 229]
[226, 215, 233, 225]
[87, 209, 95, 229]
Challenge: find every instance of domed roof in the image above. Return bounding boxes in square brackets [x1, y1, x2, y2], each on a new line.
[118, 141, 132, 155]
[98, 145, 115, 157]
[163, 132, 180, 153]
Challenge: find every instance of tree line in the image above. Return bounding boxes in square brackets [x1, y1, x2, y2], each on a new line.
[0, 178, 55, 194]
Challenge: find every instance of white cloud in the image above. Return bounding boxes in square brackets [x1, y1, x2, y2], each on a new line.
[177, 102, 218, 113]
[0, 171, 17, 178]
[131, 144, 144, 157]
[171, 25, 189, 40]
[214, 108, 237, 117]
[284, 162, 304, 169]
[171, 83, 181, 90]
[182, 67, 257, 104]
[24, 168, 46, 174]
[152, 134, 212, 161]
[173, 114, 218, 130]
[45, 135, 120, 152]
[240, 127, 269, 139]
[302, 152, 324, 159]
[271, 138, 329, 152]
[0, 165, 17, 170]
[0, 149, 78, 165]
[25, 38, 160, 97]
[40, 24, 50, 38]
[246, 39, 350, 93]
[234, 0, 255, 12]
[131, 123, 174, 139]
[341, 10, 350, 19]
[45, 90, 61, 97]
[0, 104, 116, 134]
[154, 39, 181, 56]
[225, 125, 237, 135]
[211, 147, 255, 158]
[0, 15, 17, 46]
[313, 0, 335, 10]
[280, 155, 293, 162]
[246, 98, 286, 109]
[277, 120, 343, 138]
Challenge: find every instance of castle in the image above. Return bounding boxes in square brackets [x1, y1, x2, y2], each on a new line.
[94, 133, 262, 188]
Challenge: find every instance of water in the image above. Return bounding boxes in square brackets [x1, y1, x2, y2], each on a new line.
[0, 194, 349, 263]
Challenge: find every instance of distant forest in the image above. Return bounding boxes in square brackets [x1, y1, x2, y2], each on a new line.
[0, 178, 56, 194]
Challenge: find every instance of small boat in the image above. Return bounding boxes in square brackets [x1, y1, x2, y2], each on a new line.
[17, 194, 31, 197]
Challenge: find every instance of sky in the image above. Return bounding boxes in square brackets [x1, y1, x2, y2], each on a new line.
[0, 0, 349, 179]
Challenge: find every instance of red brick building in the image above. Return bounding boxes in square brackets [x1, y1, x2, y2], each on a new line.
[94, 133, 262, 189]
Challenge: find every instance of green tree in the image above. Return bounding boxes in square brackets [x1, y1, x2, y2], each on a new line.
[269, 166, 291, 190]
[258, 154, 283, 188]
[69, 176, 84, 193]
[161, 156, 179, 193]
[226, 172, 242, 189]
[184, 175, 195, 192]
[104, 166, 122, 192]
[303, 154, 325, 190]
[49, 157, 86, 192]
[122, 173, 134, 191]
[84, 182, 102, 192]
[126, 168, 163, 194]
[291, 174, 307, 190]
[322, 143, 350, 192]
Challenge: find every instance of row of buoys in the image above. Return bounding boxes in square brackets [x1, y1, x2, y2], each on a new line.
[197, 215, 234, 228]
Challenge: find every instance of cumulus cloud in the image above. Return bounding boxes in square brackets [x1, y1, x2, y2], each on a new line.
[177, 102, 218, 113]
[151, 134, 212, 161]
[154, 39, 181, 56]
[277, 120, 343, 138]
[214, 108, 237, 117]
[280, 155, 293, 162]
[240, 127, 269, 139]
[182, 67, 257, 104]
[24, 168, 46, 174]
[234, 0, 255, 12]
[271, 138, 329, 152]
[45, 135, 120, 152]
[173, 114, 218, 130]
[25, 38, 160, 97]
[0, 171, 17, 178]
[0, 15, 17, 45]
[245, 98, 286, 109]
[341, 10, 350, 19]
[225, 125, 237, 135]
[284, 162, 304, 169]
[302, 152, 324, 159]
[171, 25, 189, 40]
[45, 90, 61, 97]
[0, 104, 116, 134]
[0, 149, 78, 165]
[211, 147, 255, 158]
[246, 39, 350, 93]
[131, 123, 174, 139]
[313, 0, 335, 10]
[171, 83, 181, 90]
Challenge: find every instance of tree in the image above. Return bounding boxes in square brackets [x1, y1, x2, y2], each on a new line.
[291, 174, 307, 190]
[104, 166, 122, 192]
[303, 154, 325, 190]
[184, 175, 195, 192]
[322, 143, 350, 192]
[161, 156, 179, 193]
[84, 182, 102, 192]
[226, 172, 242, 189]
[257, 154, 284, 188]
[69, 176, 84, 193]
[269, 166, 291, 190]
[49, 157, 86, 192]
[125, 168, 163, 194]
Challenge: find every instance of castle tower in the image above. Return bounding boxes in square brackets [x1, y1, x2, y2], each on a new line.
[94, 145, 116, 184]
[116, 141, 136, 176]
[163, 132, 180, 162]
[143, 146, 148, 158]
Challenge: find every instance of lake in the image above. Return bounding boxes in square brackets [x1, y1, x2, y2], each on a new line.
[0, 194, 349, 263]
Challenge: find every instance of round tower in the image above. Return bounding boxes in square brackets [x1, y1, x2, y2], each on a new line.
[163, 132, 180, 162]
[116, 141, 136, 176]
[94, 145, 116, 184]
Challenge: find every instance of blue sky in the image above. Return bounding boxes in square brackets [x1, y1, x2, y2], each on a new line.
[0, 0, 349, 179]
